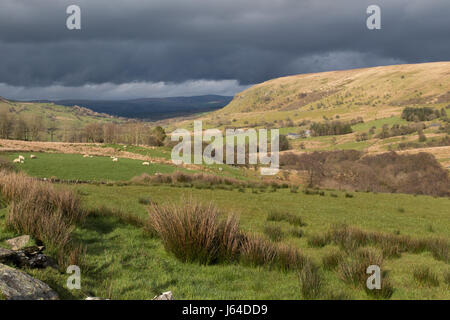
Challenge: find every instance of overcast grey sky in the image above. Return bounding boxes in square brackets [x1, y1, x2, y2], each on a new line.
[0, 0, 449, 100]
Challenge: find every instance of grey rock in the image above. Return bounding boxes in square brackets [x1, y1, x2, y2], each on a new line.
[85, 297, 110, 300]
[0, 248, 15, 263]
[6, 235, 30, 250]
[0, 246, 57, 269]
[152, 291, 173, 300]
[0, 263, 59, 300]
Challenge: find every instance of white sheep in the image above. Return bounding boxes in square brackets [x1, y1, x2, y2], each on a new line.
[83, 154, 90, 158]
[142, 162, 150, 166]
[30, 155, 37, 159]
[112, 157, 118, 162]
[13, 158, 21, 163]
[18, 155, 25, 161]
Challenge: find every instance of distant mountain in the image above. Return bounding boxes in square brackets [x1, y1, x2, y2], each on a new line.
[35, 95, 233, 120]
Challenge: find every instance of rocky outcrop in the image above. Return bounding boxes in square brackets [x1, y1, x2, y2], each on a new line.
[0, 246, 57, 269]
[0, 263, 59, 300]
[6, 235, 30, 250]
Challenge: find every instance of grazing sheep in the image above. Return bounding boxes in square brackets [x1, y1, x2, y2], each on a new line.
[13, 158, 21, 163]
[112, 158, 118, 162]
[142, 162, 150, 166]
[30, 155, 37, 159]
[83, 154, 90, 158]
[18, 155, 25, 161]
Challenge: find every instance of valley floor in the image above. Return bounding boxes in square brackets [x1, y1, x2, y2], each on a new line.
[0, 145, 449, 299]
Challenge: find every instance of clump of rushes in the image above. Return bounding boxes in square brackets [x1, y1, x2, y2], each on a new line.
[147, 198, 242, 264]
[365, 272, 395, 300]
[263, 225, 284, 242]
[307, 233, 330, 248]
[267, 210, 307, 227]
[240, 235, 310, 271]
[322, 250, 344, 270]
[311, 224, 449, 262]
[444, 270, 450, 286]
[299, 262, 323, 299]
[290, 227, 304, 238]
[413, 266, 440, 287]
[338, 247, 383, 286]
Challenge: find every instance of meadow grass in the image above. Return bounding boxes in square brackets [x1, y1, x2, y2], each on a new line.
[0, 148, 449, 299]
[0, 152, 183, 181]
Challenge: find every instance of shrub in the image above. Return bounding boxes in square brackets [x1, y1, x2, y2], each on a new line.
[310, 121, 353, 137]
[280, 151, 450, 197]
[413, 266, 439, 287]
[147, 198, 242, 264]
[345, 193, 354, 198]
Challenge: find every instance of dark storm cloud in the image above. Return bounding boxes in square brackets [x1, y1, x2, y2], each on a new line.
[0, 0, 449, 97]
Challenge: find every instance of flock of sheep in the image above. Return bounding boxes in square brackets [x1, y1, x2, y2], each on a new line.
[83, 154, 151, 166]
[12, 154, 36, 164]
[13, 153, 151, 166]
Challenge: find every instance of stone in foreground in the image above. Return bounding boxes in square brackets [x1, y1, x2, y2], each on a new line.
[0, 263, 59, 300]
[153, 291, 173, 300]
[6, 235, 30, 250]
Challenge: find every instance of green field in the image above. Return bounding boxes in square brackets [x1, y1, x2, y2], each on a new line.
[1, 152, 185, 181]
[0, 150, 449, 300]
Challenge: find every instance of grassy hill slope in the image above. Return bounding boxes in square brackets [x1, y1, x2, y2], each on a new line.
[0, 98, 123, 141]
[195, 62, 450, 127]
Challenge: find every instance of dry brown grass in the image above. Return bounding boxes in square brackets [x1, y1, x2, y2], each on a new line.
[413, 266, 440, 287]
[298, 262, 323, 299]
[240, 235, 310, 271]
[309, 224, 449, 262]
[147, 198, 242, 264]
[322, 250, 345, 270]
[0, 170, 87, 267]
[337, 247, 384, 285]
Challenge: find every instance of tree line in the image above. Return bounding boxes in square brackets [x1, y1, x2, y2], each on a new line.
[0, 110, 167, 146]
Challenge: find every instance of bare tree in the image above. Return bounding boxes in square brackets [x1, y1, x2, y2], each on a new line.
[0, 110, 13, 139]
[13, 116, 29, 140]
[28, 115, 44, 141]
